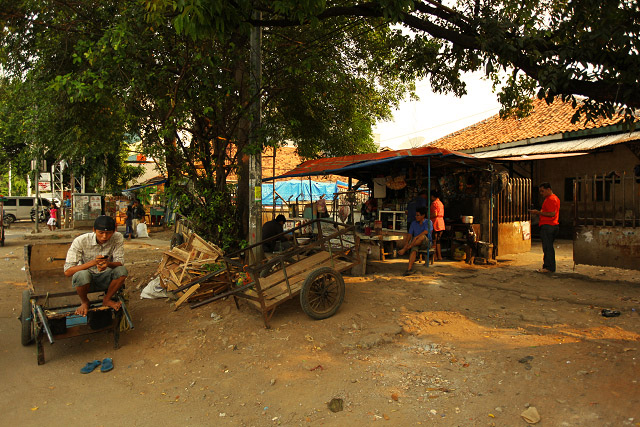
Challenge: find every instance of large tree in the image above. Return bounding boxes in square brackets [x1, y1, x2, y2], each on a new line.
[0, 1, 415, 248]
[165, 0, 638, 123]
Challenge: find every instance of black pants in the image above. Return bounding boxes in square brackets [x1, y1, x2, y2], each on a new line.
[540, 224, 559, 272]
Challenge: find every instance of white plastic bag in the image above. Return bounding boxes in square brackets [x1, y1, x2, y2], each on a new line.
[140, 277, 167, 299]
[136, 222, 149, 238]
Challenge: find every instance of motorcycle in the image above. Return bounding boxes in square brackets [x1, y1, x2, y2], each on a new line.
[30, 207, 49, 223]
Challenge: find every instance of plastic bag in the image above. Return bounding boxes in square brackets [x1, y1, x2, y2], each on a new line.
[136, 222, 149, 238]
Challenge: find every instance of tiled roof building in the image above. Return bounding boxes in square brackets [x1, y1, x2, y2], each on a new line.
[429, 98, 623, 151]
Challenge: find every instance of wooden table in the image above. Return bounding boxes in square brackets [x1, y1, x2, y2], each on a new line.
[357, 231, 406, 260]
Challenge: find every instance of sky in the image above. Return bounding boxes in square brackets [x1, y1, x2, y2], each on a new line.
[372, 71, 502, 150]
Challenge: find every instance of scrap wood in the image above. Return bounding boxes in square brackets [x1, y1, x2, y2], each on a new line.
[153, 232, 227, 307]
[173, 284, 201, 310]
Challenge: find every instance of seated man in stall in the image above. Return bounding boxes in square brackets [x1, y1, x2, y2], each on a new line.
[63, 215, 128, 316]
[397, 207, 433, 276]
[262, 214, 292, 253]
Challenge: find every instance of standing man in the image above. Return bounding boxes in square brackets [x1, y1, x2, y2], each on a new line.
[398, 206, 433, 276]
[430, 191, 445, 261]
[131, 199, 146, 238]
[64, 215, 127, 316]
[530, 182, 560, 273]
[125, 199, 145, 239]
[406, 191, 428, 233]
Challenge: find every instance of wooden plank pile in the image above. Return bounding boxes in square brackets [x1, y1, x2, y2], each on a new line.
[155, 233, 229, 310]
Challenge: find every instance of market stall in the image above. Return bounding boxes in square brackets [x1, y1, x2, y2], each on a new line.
[265, 147, 531, 265]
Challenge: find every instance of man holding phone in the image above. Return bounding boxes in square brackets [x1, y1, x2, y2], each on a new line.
[529, 182, 560, 273]
[64, 215, 127, 316]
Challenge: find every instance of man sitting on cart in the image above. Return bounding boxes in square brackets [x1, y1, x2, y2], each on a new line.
[63, 215, 127, 316]
[397, 206, 433, 276]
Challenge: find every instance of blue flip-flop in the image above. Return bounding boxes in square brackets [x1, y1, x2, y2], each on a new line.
[80, 360, 101, 374]
[100, 357, 114, 373]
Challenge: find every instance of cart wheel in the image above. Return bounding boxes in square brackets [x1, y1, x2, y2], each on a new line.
[20, 290, 34, 346]
[300, 267, 345, 320]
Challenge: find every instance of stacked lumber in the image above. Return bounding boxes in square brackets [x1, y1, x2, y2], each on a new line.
[155, 233, 228, 310]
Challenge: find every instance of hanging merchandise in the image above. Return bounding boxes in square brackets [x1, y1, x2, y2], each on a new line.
[492, 170, 509, 193]
[372, 177, 387, 198]
[386, 175, 407, 190]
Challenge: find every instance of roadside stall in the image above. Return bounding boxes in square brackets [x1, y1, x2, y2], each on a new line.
[265, 147, 531, 266]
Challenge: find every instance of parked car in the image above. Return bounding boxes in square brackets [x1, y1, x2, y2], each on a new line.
[1, 197, 51, 223]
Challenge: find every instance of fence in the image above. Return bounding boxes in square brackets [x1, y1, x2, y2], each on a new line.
[573, 172, 640, 227]
[496, 178, 531, 223]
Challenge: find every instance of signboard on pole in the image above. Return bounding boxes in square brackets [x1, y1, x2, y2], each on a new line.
[38, 172, 51, 192]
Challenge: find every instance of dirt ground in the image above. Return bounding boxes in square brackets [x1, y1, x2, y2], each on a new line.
[1, 221, 639, 426]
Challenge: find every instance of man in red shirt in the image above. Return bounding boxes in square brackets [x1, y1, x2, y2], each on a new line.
[430, 192, 445, 261]
[530, 182, 560, 273]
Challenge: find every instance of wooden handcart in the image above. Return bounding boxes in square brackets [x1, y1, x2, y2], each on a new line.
[20, 243, 134, 365]
[190, 219, 359, 328]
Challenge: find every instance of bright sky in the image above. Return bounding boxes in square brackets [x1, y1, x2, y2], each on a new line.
[373, 71, 502, 150]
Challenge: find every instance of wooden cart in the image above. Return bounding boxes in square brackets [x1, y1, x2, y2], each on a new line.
[191, 219, 359, 328]
[20, 243, 134, 365]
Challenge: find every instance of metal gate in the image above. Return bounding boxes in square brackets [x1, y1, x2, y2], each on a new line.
[573, 172, 640, 270]
[495, 177, 532, 256]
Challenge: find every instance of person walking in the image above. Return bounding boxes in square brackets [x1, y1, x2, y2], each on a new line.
[530, 182, 560, 273]
[47, 202, 58, 231]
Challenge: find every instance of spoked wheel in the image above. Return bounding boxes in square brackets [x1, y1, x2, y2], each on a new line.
[20, 290, 34, 346]
[300, 267, 345, 320]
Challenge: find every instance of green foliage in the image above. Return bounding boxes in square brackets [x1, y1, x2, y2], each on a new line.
[167, 179, 242, 251]
[0, 172, 28, 196]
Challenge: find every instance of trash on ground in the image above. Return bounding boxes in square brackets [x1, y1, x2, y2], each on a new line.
[327, 398, 344, 413]
[521, 406, 541, 424]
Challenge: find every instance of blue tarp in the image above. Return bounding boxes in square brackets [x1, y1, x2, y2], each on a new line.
[262, 180, 347, 206]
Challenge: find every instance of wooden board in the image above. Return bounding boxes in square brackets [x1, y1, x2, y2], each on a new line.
[245, 258, 353, 310]
[257, 251, 331, 291]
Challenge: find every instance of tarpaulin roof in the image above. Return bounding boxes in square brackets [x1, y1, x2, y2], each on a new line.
[261, 180, 347, 205]
[263, 146, 480, 181]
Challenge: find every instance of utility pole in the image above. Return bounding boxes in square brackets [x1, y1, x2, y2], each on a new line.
[248, 9, 263, 262]
[33, 157, 41, 233]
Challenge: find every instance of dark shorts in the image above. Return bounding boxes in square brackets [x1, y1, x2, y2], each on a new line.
[409, 237, 430, 253]
[72, 266, 128, 292]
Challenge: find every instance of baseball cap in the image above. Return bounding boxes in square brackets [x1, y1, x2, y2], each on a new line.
[94, 215, 116, 231]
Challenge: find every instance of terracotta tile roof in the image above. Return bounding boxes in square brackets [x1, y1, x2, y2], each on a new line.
[429, 98, 623, 151]
[226, 146, 343, 183]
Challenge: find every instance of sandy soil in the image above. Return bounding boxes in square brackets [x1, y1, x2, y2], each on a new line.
[1, 221, 639, 426]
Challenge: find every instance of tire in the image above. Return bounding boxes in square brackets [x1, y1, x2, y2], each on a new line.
[170, 233, 184, 249]
[20, 290, 34, 346]
[4, 214, 15, 224]
[300, 267, 345, 320]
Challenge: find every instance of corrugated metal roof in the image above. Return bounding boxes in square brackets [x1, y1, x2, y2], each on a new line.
[265, 146, 476, 181]
[472, 131, 640, 159]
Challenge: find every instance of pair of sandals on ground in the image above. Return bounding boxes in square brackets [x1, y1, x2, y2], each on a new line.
[80, 357, 114, 373]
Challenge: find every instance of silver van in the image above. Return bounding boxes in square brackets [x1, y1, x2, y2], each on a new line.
[2, 197, 51, 223]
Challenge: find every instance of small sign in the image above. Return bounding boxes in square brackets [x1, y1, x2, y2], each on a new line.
[254, 185, 262, 202]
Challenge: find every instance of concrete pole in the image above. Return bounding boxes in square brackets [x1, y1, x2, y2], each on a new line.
[248, 9, 263, 262]
[34, 158, 40, 233]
